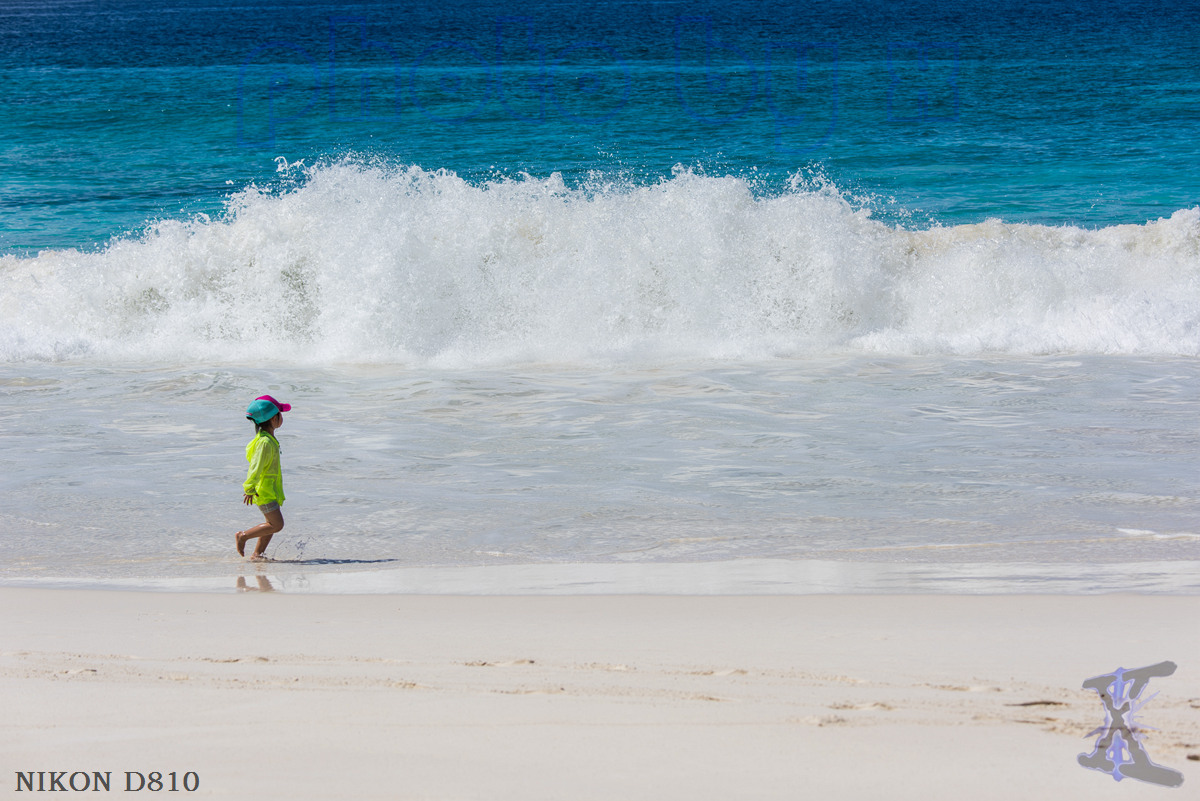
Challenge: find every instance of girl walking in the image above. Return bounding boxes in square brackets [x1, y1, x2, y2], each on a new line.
[236, 395, 290, 559]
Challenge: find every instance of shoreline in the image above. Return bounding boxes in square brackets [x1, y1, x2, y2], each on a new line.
[3, 588, 1198, 799]
[4, 557, 1200, 595]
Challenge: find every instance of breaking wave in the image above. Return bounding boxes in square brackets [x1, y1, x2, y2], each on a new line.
[3, 160, 1198, 365]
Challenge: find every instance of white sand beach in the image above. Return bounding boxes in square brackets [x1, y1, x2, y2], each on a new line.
[3, 588, 1198, 799]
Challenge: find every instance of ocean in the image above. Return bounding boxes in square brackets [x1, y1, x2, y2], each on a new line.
[1, 0, 1198, 592]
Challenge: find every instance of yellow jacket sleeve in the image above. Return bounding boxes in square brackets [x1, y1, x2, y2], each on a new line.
[243, 432, 285, 505]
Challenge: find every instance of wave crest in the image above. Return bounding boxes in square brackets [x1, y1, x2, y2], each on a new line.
[3, 161, 1198, 364]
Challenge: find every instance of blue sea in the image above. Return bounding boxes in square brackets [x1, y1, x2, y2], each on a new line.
[1, 0, 1198, 592]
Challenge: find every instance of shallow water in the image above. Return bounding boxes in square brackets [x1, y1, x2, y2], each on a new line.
[2, 356, 1197, 590]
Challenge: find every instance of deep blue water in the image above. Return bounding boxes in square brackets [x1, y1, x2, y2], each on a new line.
[2, 0, 1198, 253]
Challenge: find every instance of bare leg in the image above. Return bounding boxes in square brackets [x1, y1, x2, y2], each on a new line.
[252, 531, 274, 559]
[238, 509, 284, 559]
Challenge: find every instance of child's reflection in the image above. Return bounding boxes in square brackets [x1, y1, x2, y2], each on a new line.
[236, 575, 275, 592]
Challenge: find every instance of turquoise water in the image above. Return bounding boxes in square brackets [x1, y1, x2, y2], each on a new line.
[3, 0, 1199, 253]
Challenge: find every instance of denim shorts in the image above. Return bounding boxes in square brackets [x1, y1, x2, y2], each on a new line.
[257, 501, 281, 514]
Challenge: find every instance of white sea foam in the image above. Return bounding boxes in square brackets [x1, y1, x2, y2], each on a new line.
[2, 161, 1198, 365]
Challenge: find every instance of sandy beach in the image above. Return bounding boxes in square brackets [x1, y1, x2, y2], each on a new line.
[2, 587, 1198, 799]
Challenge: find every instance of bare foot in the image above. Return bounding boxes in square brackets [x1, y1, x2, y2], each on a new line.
[250, 553, 272, 562]
[235, 531, 248, 557]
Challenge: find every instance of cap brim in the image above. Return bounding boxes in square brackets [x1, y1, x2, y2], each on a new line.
[255, 395, 291, 413]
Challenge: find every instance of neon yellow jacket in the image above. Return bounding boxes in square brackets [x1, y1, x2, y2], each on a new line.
[243, 430, 285, 505]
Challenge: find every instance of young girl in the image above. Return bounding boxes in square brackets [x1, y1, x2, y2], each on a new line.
[236, 395, 291, 559]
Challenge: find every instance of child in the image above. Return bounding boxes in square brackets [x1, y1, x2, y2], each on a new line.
[236, 395, 291, 560]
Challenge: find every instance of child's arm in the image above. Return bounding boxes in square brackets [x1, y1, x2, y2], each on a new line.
[243, 437, 268, 504]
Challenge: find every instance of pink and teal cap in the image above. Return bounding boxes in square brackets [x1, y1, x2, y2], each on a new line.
[246, 395, 291, 423]
[255, 395, 292, 413]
